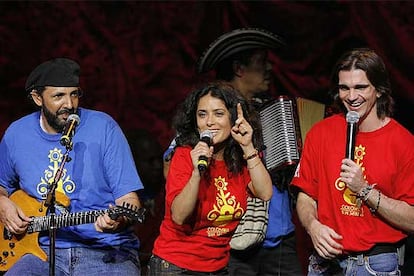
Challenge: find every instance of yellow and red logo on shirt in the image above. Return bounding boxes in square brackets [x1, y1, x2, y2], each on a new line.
[206, 176, 244, 233]
[335, 144, 367, 217]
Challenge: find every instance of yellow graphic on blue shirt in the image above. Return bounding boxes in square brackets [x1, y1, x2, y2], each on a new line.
[335, 145, 366, 217]
[206, 176, 244, 236]
[36, 148, 76, 197]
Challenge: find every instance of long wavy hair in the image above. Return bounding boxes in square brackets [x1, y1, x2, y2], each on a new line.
[173, 81, 262, 175]
[329, 48, 394, 118]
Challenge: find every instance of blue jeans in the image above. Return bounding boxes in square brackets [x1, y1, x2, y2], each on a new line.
[308, 252, 400, 276]
[5, 246, 140, 276]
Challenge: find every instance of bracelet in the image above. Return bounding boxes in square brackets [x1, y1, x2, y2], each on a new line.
[369, 190, 381, 213]
[243, 149, 258, 160]
[356, 183, 376, 202]
[247, 159, 261, 169]
[363, 189, 374, 202]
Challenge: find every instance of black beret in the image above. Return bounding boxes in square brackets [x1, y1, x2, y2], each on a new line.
[197, 28, 285, 73]
[25, 58, 80, 93]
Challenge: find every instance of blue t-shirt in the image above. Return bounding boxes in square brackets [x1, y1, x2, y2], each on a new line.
[263, 185, 295, 248]
[0, 108, 143, 249]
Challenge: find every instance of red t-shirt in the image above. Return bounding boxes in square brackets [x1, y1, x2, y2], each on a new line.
[153, 146, 251, 272]
[291, 114, 414, 252]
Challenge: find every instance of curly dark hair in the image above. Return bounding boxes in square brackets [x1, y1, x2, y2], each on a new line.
[329, 48, 394, 118]
[172, 81, 263, 175]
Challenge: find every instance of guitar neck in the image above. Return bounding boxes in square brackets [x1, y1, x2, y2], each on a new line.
[28, 209, 107, 233]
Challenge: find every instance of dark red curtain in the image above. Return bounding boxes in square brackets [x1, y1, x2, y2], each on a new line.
[1, 1, 413, 148]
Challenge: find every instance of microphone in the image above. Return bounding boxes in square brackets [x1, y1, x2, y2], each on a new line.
[197, 130, 213, 172]
[60, 113, 81, 148]
[345, 111, 360, 160]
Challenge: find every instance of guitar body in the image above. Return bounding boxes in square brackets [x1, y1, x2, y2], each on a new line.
[0, 190, 144, 272]
[0, 190, 48, 271]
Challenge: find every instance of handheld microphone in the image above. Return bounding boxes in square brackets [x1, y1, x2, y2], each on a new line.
[197, 130, 213, 172]
[60, 114, 81, 148]
[345, 111, 360, 160]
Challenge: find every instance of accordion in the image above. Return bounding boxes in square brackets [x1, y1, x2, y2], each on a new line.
[258, 96, 325, 172]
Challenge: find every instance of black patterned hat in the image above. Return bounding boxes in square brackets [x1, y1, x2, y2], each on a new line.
[25, 58, 80, 92]
[197, 28, 285, 73]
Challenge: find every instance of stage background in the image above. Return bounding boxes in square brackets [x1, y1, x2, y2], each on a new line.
[1, 1, 413, 146]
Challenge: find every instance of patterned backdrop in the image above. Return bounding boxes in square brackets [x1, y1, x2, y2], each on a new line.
[1, 1, 413, 149]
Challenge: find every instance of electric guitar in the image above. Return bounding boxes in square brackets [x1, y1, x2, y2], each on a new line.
[0, 190, 146, 272]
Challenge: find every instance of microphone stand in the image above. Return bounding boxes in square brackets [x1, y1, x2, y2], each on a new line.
[44, 142, 73, 276]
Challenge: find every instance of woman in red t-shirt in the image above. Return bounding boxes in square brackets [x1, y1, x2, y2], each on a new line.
[148, 82, 273, 275]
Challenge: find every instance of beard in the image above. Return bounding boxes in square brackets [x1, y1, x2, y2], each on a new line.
[42, 105, 76, 133]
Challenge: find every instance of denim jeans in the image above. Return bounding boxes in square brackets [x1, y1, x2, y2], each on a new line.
[308, 252, 400, 276]
[5, 246, 140, 276]
[147, 255, 228, 275]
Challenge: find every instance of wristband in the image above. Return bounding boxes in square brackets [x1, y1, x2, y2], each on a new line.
[243, 149, 258, 160]
[369, 190, 381, 213]
[356, 183, 376, 202]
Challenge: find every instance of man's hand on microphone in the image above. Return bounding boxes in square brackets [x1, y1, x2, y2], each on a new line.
[339, 158, 365, 193]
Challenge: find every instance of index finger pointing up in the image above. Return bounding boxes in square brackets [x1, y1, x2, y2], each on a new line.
[237, 103, 244, 120]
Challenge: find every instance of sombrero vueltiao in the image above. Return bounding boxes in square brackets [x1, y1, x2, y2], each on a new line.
[197, 28, 285, 73]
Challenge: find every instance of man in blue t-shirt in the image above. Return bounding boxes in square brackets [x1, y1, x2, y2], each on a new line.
[0, 58, 144, 275]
